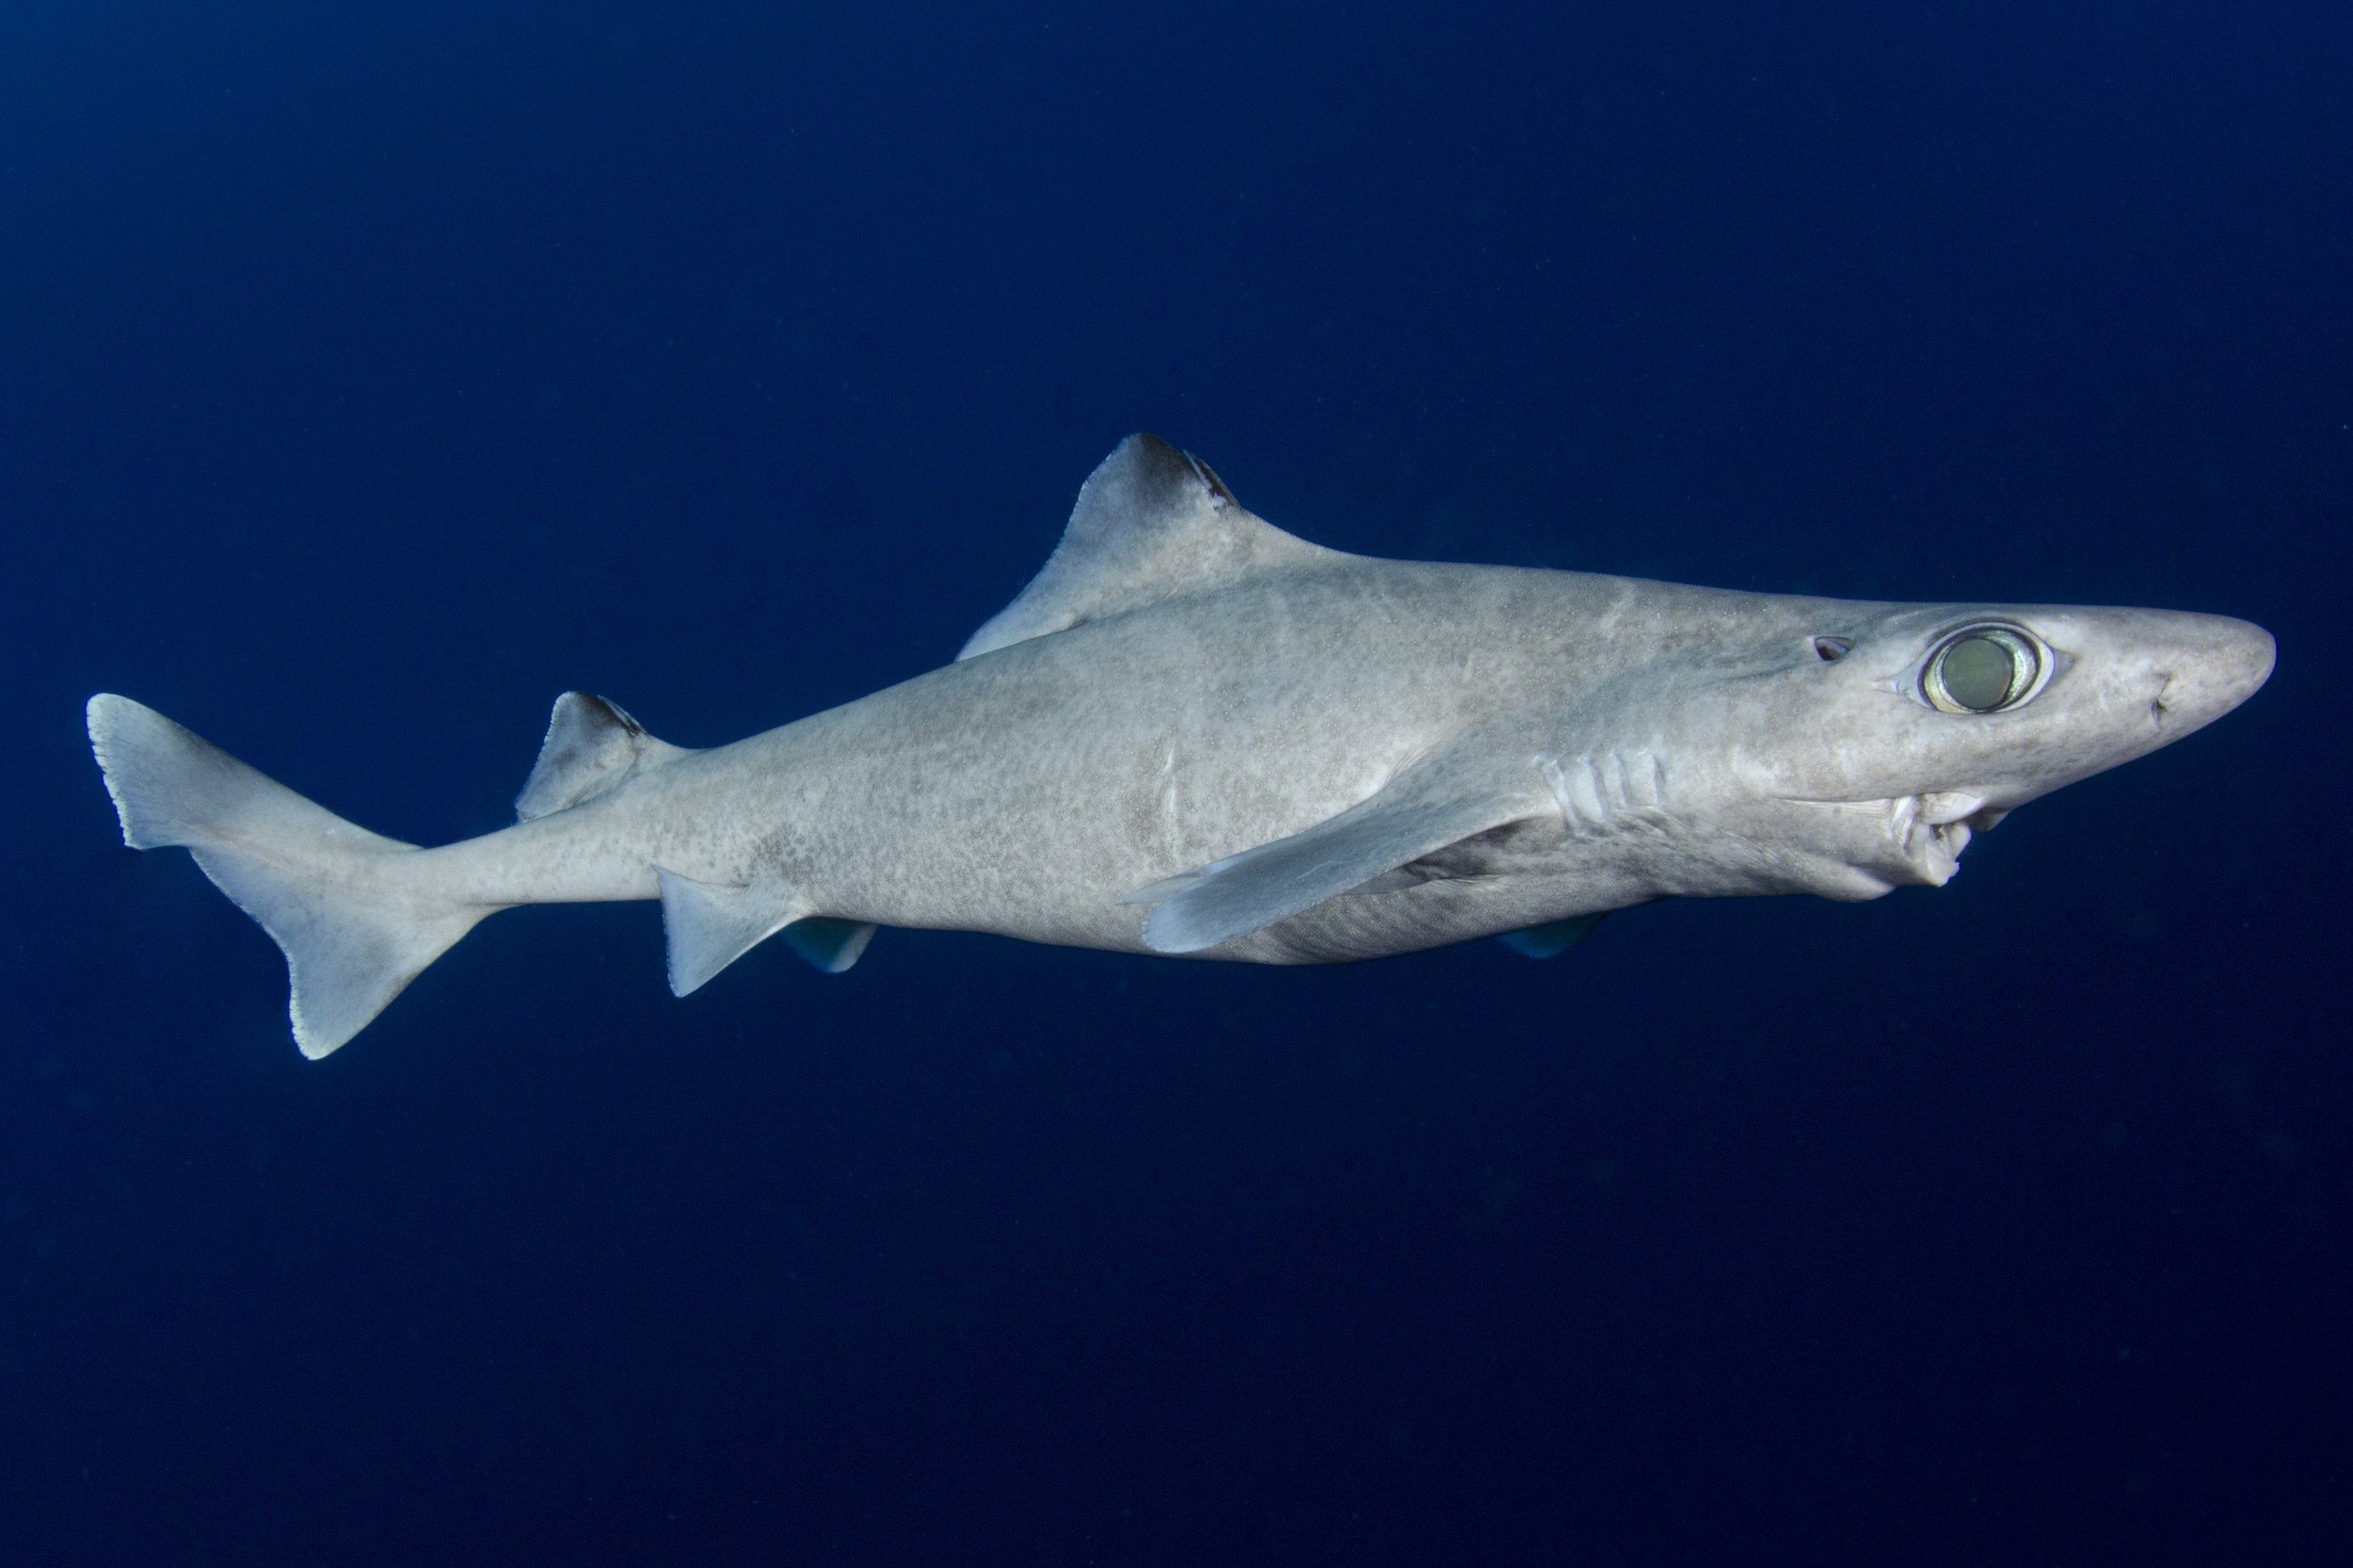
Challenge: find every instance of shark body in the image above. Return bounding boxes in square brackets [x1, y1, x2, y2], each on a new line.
[89, 435, 2275, 1058]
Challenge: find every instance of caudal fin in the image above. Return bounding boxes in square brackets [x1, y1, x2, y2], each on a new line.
[87, 695, 488, 1058]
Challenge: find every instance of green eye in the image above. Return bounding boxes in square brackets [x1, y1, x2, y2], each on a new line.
[1923, 626, 2042, 714]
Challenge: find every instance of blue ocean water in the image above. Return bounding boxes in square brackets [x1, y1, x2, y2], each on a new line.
[4, 1, 2346, 1561]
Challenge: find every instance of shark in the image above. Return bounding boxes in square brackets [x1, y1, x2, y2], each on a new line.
[88, 434, 2275, 1059]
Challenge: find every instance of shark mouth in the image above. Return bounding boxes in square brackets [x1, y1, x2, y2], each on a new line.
[1888, 792, 1998, 886]
[1782, 790, 2014, 893]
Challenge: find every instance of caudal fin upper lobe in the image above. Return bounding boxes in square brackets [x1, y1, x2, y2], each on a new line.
[87, 694, 486, 1058]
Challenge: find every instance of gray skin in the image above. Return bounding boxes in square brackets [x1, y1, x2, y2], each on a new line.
[88, 434, 2275, 1057]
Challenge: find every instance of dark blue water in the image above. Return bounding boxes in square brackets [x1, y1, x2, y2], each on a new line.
[6, 3, 2346, 1561]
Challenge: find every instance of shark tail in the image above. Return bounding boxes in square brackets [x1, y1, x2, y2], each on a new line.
[88, 694, 489, 1059]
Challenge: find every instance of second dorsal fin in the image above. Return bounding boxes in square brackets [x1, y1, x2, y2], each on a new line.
[515, 692, 693, 822]
[957, 434, 1331, 661]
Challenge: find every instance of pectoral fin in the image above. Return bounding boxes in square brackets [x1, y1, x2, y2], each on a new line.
[1125, 756, 1544, 954]
[1497, 912, 1607, 959]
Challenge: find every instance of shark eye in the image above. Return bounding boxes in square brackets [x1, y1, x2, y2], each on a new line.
[1923, 626, 2042, 714]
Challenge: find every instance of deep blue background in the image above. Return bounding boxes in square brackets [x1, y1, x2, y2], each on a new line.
[5, 2, 2347, 1562]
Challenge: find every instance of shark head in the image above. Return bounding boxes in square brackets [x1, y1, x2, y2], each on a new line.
[1620, 596, 2275, 901]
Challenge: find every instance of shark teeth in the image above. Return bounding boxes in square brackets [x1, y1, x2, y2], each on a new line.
[1890, 792, 1987, 886]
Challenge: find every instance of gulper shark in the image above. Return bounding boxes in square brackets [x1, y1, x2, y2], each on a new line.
[88, 434, 2275, 1059]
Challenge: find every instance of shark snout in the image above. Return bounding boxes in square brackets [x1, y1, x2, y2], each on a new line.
[2144, 614, 2274, 735]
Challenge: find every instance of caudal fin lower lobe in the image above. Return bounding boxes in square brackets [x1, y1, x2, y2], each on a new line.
[88, 694, 487, 1058]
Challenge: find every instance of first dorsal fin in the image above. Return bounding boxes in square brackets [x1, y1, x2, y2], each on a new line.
[957, 433, 1332, 661]
[516, 693, 693, 822]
